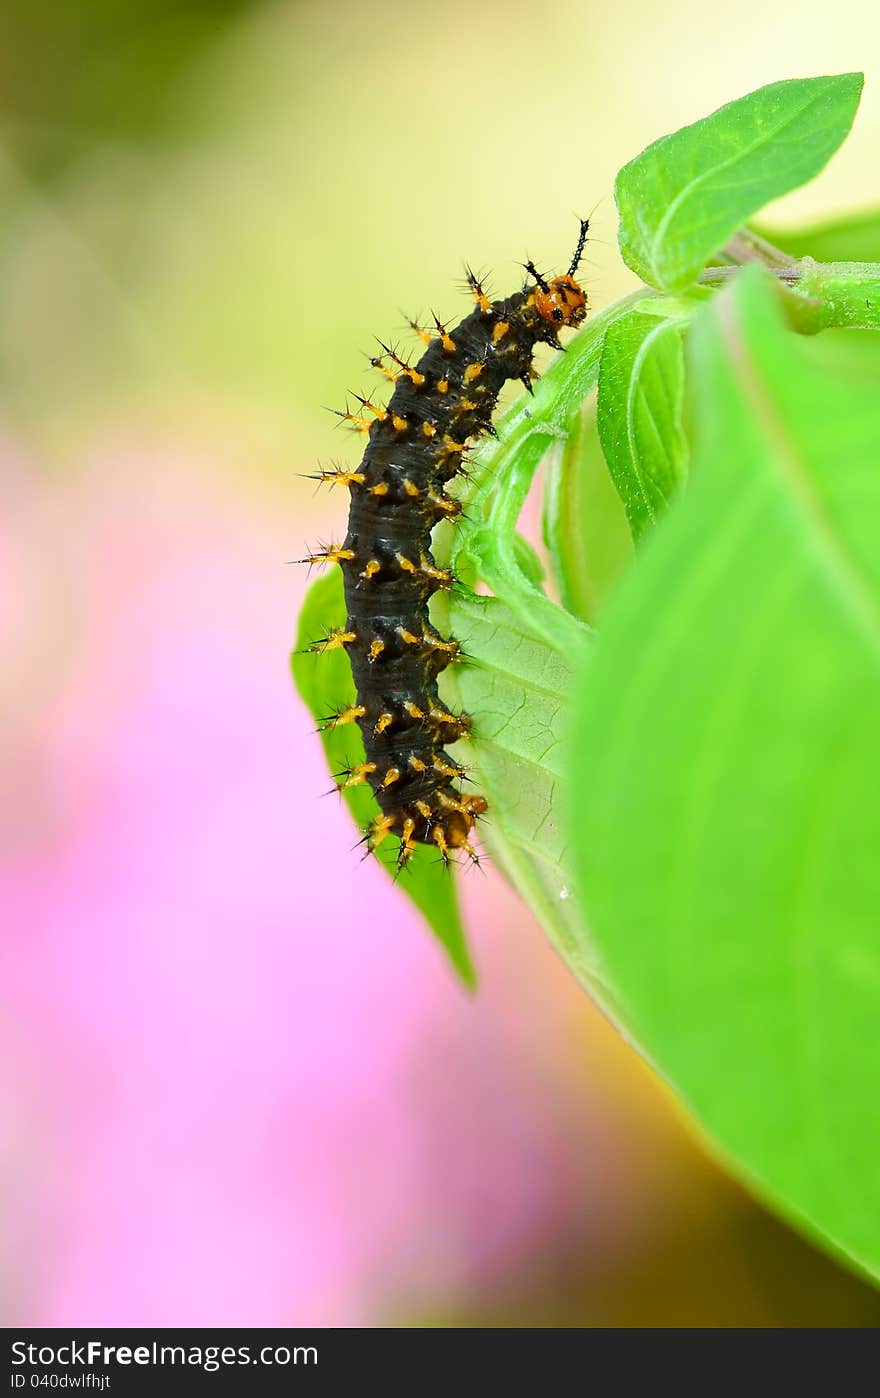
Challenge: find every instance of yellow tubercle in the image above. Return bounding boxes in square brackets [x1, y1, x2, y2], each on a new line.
[367, 814, 395, 851]
[307, 627, 356, 654]
[419, 556, 453, 586]
[311, 467, 365, 489]
[323, 704, 366, 731]
[339, 761, 377, 790]
[407, 318, 433, 346]
[303, 545, 354, 566]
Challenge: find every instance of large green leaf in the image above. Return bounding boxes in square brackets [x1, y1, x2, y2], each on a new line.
[616, 74, 863, 292]
[597, 305, 690, 540]
[291, 567, 475, 986]
[569, 266, 880, 1277]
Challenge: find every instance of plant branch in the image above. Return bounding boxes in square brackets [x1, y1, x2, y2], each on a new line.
[699, 255, 880, 331]
[720, 228, 799, 269]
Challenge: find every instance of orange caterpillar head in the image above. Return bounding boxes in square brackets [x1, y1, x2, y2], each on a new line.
[533, 273, 587, 328]
[526, 216, 590, 330]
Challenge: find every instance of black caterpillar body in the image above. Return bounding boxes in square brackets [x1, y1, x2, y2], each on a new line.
[310, 221, 589, 867]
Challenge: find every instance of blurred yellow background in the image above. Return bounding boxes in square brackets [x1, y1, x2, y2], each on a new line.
[2, 0, 879, 1327]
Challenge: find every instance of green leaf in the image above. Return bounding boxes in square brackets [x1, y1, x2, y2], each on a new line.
[541, 398, 634, 625]
[568, 266, 880, 1278]
[795, 325, 880, 381]
[511, 531, 546, 587]
[616, 74, 864, 292]
[291, 566, 475, 986]
[597, 307, 689, 540]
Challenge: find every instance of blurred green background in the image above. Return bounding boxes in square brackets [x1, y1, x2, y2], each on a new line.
[3, 0, 880, 1328]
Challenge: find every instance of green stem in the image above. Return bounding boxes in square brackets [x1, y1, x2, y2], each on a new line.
[794, 258, 880, 331]
[700, 257, 880, 331]
[721, 228, 799, 270]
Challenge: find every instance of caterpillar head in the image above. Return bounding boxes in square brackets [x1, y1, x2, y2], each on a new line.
[532, 274, 587, 329]
[526, 217, 590, 331]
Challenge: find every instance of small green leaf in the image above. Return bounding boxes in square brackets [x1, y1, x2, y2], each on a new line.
[541, 399, 633, 625]
[569, 266, 880, 1278]
[511, 531, 546, 587]
[597, 308, 689, 540]
[616, 74, 864, 291]
[292, 567, 475, 986]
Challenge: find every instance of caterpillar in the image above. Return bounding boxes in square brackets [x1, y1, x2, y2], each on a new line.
[306, 220, 590, 870]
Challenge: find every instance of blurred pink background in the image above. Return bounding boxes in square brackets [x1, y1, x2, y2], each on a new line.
[2, 0, 880, 1327]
